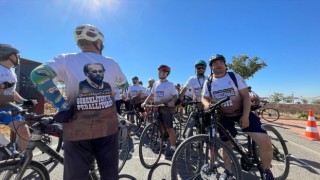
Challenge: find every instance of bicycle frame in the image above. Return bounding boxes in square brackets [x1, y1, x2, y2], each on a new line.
[182, 101, 206, 138]
[14, 121, 64, 179]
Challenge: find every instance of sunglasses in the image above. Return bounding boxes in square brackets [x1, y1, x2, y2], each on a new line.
[196, 66, 206, 70]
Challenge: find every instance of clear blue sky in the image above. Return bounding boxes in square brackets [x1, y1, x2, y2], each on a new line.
[1, 0, 319, 98]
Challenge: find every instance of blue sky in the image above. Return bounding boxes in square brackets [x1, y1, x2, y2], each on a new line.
[1, 0, 319, 98]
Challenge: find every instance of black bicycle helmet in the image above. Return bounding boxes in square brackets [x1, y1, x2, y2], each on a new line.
[158, 65, 171, 75]
[209, 54, 226, 66]
[0, 44, 19, 59]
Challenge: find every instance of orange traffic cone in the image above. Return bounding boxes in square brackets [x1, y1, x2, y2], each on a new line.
[304, 109, 320, 141]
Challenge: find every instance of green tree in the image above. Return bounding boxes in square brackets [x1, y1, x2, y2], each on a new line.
[283, 96, 294, 104]
[301, 98, 309, 104]
[270, 93, 284, 104]
[227, 55, 267, 79]
[312, 99, 320, 104]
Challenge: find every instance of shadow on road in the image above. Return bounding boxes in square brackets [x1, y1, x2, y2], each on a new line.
[289, 156, 320, 175]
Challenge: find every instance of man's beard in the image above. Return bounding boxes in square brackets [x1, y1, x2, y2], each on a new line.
[197, 72, 204, 76]
[90, 75, 104, 85]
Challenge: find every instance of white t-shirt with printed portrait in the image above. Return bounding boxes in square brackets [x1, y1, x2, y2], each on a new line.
[46, 52, 127, 141]
[202, 72, 247, 117]
[151, 80, 178, 105]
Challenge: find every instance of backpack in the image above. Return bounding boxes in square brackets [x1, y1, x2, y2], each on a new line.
[207, 72, 238, 98]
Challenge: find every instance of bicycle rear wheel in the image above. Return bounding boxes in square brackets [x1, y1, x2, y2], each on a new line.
[261, 108, 280, 122]
[171, 135, 243, 180]
[139, 123, 163, 168]
[263, 124, 289, 180]
[0, 159, 50, 180]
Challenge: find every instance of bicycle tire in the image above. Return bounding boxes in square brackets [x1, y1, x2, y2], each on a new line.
[261, 108, 280, 122]
[124, 111, 142, 133]
[183, 112, 198, 138]
[0, 159, 50, 180]
[263, 124, 290, 180]
[118, 134, 130, 173]
[139, 123, 163, 169]
[171, 134, 243, 180]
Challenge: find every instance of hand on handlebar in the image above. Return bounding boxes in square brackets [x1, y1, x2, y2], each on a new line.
[23, 99, 38, 106]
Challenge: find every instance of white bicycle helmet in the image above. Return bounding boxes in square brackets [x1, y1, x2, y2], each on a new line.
[74, 24, 104, 42]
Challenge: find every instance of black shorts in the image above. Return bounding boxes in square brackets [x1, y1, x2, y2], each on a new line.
[63, 133, 118, 180]
[159, 107, 173, 128]
[218, 112, 267, 142]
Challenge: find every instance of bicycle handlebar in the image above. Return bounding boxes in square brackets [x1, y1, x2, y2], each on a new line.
[144, 104, 166, 108]
[206, 96, 230, 112]
[180, 101, 199, 106]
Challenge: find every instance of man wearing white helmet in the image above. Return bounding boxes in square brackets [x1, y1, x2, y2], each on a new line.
[31, 24, 128, 180]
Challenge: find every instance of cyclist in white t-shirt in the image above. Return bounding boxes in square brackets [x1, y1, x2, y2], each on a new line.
[142, 65, 178, 160]
[201, 54, 274, 180]
[178, 60, 208, 103]
[0, 44, 37, 152]
[126, 76, 147, 121]
[145, 78, 155, 103]
[31, 24, 128, 180]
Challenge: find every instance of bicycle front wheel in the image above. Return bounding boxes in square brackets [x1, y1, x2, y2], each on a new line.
[118, 134, 130, 173]
[139, 123, 163, 168]
[0, 159, 50, 180]
[263, 124, 290, 180]
[261, 108, 280, 122]
[171, 134, 243, 180]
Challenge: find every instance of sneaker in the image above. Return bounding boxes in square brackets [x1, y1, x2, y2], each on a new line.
[219, 170, 234, 180]
[164, 148, 175, 160]
[264, 169, 274, 180]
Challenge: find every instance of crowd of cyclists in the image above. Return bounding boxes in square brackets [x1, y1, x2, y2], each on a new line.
[0, 23, 276, 180]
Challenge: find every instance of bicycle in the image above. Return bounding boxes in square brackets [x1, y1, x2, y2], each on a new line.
[122, 99, 145, 134]
[139, 104, 179, 168]
[0, 104, 62, 165]
[171, 97, 290, 180]
[0, 104, 131, 179]
[0, 104, 67, 180]
[181, 101, 208, 139]
[253, 100, 280, 122]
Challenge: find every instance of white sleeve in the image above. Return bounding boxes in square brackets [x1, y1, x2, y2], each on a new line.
[184, 77, 192, 89]
[234, 73, 247, 90]
[202, 79, 210, 97]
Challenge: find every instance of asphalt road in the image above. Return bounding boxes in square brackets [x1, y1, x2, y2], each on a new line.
[3, 117, 319, 180]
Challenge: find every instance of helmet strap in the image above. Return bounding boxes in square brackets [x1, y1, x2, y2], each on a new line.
[94, 42, 104, 54]
[9, 55, 19, 67]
